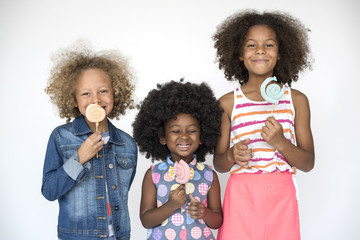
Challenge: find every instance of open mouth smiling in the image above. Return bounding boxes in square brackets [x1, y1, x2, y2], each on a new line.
[178, 144, 190, 150]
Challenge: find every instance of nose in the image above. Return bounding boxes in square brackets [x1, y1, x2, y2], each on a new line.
[256, 46, 265, 55]
[92, 93, 100, 104]
[180, 132, 190, 139]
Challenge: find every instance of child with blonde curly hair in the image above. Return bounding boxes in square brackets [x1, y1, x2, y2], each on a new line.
[41, 42, 137, 240]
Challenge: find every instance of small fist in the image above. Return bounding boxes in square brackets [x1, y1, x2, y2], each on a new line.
[187, 193, 207, 220]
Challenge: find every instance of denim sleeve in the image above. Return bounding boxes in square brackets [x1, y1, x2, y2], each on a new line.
[128, 144, 138, 190]
[41, 132, 87, 201]
[63, 152, 86, 180]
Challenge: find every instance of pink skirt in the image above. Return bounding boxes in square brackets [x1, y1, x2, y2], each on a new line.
[217, 172, 300, 240]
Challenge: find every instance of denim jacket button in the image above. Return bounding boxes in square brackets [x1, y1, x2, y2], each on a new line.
[107, 144, 112, 149]
[112, 185, 117, 190]
[114, 206, 119, 211]
[108, 164, 114, 169]
[116, 226, 120, 231]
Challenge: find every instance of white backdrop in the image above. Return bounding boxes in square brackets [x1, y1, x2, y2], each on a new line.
[1, 0, 360, 239]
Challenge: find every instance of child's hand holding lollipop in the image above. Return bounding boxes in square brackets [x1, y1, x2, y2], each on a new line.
[85, 103, 106, 158]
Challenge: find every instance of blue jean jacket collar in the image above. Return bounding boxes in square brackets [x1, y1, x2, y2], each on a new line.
[73, 115, 124, 146]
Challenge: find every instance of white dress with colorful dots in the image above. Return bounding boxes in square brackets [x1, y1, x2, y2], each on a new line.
[147, 156, 215, 240]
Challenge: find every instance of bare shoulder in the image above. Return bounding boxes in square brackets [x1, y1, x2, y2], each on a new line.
[219, 91, 234, 114]
[143, 167, 153, 181]
[219, 91, 234, 102]
[291, 88, 310, 110]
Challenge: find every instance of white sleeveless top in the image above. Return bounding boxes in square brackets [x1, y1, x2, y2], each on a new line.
[230, 84, 296, 174]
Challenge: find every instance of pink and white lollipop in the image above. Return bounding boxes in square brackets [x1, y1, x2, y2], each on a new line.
[174, 160, 191, 213]
[174, 160, 191, 184]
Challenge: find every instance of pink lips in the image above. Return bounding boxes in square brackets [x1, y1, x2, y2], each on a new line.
[253, 58, 268, 63]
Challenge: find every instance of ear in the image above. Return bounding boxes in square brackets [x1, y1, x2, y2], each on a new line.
[239, 56, 244, 61]
[159, 137, 166, 145]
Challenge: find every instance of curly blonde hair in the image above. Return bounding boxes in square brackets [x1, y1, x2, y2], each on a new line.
[45, 42, 135, 122]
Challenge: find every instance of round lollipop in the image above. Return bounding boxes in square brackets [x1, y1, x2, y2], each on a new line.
[260, 76, 284, 104]
[85, 103, 106, 124]
[85, 103, 106, 158]
[260, 76, 284, 116]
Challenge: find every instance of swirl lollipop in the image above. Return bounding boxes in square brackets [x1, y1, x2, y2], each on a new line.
[174, 160, 191, 213]
[86, 103, 106, 124]
[174, 160, 191, 184]
[85, 103, 106, 158]
[260, 76, 284, 115]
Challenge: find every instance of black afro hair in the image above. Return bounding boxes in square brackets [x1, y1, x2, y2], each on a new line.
[132, 80, 223, 162]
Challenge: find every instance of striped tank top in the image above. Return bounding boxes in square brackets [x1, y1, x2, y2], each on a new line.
[230, 84, 296, 174]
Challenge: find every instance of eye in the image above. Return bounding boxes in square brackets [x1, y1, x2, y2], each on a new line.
[81, 92, 90, 96]
[266, 44, 274, 47]
[247, 44, 255, 48]
[100, 89, 108, 94]
[171, 130, 180, 134]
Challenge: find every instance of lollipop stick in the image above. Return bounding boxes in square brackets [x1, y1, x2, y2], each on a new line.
[182, 185, 186, 214]
[271, 103, 274, 117]
[96, 122, 99, 158]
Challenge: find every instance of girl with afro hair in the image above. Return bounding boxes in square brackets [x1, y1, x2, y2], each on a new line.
[133, 80, 223, 239]
[212, 10, 315, 239]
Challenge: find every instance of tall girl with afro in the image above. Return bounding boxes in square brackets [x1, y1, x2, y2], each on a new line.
[213, 10, 315, 240]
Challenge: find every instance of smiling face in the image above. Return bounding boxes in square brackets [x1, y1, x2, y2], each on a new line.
[160, 113, 202, 163]
[240, 24, 280, 79]
[75, 68, 114, 126]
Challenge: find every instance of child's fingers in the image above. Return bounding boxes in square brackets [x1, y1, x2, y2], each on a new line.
[89, 131, 103, 142]
[89, 132, 105, 148]
[238, 138, 251, 146]
[170, 185, 186, 200]
[174, 184, 185, 193]
[187, 202, 206, 219]
[234, 139, 251, 152]
[266, 116, 279, 126]
[77, 132, 105, 164]
[262, 117, 285, 147]
[233, 140, 253, 166]
[189, 193, 198, 202]
[168, 185, 187, 208]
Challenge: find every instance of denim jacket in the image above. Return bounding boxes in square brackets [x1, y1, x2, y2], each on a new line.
[42, 116, 137, 240]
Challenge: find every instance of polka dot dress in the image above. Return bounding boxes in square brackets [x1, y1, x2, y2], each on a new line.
[147, 155, 215, 240]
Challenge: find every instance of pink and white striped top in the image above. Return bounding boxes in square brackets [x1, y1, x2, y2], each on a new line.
[230, 84, 296, 174]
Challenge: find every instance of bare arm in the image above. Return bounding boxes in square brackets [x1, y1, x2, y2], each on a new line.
[140, 168, 187, 228]
[213, 92, 253, 172]
[261, 89, 315, 172]
[203, 171, 223, 228]
[187, 171, 223, 229]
